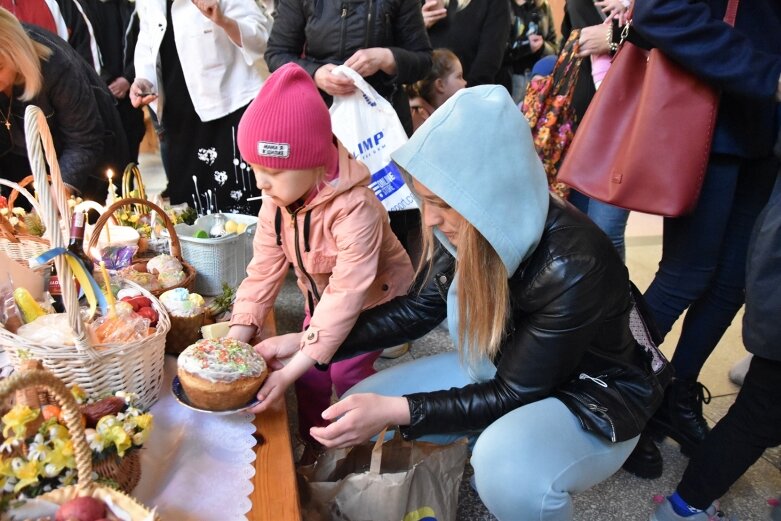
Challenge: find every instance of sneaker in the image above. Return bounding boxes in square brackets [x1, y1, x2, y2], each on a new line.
[650, 498, 731, 521]
[380, 342, 410, 359]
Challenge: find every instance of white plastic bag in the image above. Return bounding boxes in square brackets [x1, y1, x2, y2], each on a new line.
[329, 66, 417, 212]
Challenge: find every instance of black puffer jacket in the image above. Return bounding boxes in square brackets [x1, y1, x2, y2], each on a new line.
[265, 0, 432, 135]
[1, 26, 128, 200]
[337, 197, 670, 443]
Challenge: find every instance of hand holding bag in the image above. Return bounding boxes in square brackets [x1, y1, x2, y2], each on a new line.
[298, 429, 468, 521]
[557, 0, 739, 217]
[329, 66, 417, 212]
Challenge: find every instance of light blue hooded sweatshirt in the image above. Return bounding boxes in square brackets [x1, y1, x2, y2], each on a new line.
[391, 85, 550, 365]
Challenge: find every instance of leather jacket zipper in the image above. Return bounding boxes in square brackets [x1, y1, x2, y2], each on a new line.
[560, 390, 617, 442]
[339, 3, 348, 59]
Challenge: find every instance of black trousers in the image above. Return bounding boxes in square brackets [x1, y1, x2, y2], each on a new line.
[678, 355, 781, 509]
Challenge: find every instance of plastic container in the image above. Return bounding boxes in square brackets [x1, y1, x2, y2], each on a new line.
[174, 213, 257, 296]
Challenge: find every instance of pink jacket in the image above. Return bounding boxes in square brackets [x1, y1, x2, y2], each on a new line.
[231, 146, 414, 364]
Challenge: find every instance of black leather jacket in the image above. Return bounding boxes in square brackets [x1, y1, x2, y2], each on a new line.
[265, 0, 432, 135]
[337, 197, 670, 442]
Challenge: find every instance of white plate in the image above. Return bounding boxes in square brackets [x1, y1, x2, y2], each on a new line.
[172, 376, 259, 415]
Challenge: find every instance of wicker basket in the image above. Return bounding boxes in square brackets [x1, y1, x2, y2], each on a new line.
[87, 197, 196, 298]
[0, 177, 50, 266]
[174, 213, 257, 296]
[9, 360, 143, 494]
[165, 313, 205, 355]
[0, 369, 159, 520]
[0, 106, 169, 410]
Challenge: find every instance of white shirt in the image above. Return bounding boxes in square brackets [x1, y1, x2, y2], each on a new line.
[134, 0, 271, 122]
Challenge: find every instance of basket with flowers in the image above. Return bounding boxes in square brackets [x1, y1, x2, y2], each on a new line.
[0, 362, 153, 508]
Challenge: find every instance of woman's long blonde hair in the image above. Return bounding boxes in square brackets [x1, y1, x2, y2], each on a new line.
[0, 8, 52, 101]
[414, 183, 510, 363]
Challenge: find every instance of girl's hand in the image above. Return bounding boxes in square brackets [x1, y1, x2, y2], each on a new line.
[309, 394, 411, 448]
[344, 48, 396, 77]
[247, 367, 294, 413]
[528, 34, 544, 53]
[314, 64, 357, 96]
[255, 332, 302, 370]
[227, 324, 257, 344]
[247, 350, 316, 414]
[129, 78, 158, 108]
[421, 0, 447, 29]
[577, 24, 611, 58]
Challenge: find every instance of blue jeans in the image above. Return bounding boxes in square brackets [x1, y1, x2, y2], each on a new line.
[568, 190, 630, 261]
[643, 154, 777, 380]
[345, 352, 638, 521]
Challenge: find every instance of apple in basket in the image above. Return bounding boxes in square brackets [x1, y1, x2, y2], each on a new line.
[55, 496, 106, 521]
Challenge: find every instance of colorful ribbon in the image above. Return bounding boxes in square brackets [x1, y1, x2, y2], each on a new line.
[29, 248, 108, 318]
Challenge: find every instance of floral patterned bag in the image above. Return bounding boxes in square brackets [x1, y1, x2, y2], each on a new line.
[521, 31, 583, 198]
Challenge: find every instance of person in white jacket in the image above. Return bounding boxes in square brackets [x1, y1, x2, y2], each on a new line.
[131, 0, 271, 215]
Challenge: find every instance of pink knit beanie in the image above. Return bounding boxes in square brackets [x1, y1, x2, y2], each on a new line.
[238, 63, 338, 175]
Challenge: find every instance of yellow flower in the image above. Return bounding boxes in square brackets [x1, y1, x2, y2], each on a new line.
[129, 214, 140, 223]
[134, 413, 153, 432]
[46, 423, 70, 442]
[70, 385, 88, 404]
[2, 405, 40, 439]
[105, 425, 132, 456]
[45, 438, 75, 474]
[0, 456, 14, 478]
[11, 458, 42, 493]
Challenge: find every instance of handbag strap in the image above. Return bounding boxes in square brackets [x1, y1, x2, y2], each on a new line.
[370, 427, 389, 474]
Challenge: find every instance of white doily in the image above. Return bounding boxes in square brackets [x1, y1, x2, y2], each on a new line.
[134, 357, 258, 520]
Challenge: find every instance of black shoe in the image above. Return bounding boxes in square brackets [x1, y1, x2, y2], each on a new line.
[647, 378, 711, 456]
[622, 433, 663, 479]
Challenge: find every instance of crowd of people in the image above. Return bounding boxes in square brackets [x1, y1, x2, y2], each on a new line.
[1, 0, 780, 520]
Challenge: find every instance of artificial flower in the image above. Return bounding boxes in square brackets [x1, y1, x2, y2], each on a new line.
[11, 458, 41, 493]
[2, 405, 40, 439]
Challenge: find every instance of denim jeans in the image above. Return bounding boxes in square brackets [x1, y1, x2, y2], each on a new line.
[568, 190, 630, 261]
[643, 154, 777, 380]
[345, 352, 638, 521]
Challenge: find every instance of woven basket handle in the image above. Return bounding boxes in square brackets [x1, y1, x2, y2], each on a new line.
[87, 197, 183, 260]
[122, 164, 147, 202]
[0, 177, 46, 220]
[0, 369, 94, 494]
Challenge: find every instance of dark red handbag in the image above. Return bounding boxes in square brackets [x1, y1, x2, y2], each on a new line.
[557, 0, 739, 217]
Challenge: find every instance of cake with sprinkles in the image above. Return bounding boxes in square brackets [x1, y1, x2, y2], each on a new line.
[177, 338, 268, 411]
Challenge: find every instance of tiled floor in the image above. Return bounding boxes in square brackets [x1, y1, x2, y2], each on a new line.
[138, 152, 780, 520]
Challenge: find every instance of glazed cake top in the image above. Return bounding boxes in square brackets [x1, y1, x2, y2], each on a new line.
[178, 338, 266, 382]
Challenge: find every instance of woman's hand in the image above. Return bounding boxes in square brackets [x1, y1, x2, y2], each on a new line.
[309, 394, 411, 448]
[108, 77, 131, 99]
[421, 0, 447, 29]
[577, 24, 611, 58]
[344, 48, 396, 77]
[191, 0, 224, 24]
[314, 64, 357, 96]
[129, 78, 158, 108]
[594, 0, 630, 25]
[255, 332, 302, 370]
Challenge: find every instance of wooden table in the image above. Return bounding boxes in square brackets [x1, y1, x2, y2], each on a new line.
[247, 310, 302, 521]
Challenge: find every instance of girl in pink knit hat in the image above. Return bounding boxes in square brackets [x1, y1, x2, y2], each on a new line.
[228, 63, 414, 462]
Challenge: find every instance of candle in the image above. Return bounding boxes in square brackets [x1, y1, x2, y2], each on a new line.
[106, 169, 118, 207]
[99, 260, 116, 318]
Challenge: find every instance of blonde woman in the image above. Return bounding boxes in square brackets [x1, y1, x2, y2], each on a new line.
[259, 86, 669, 520]
[0, 8, 127, 201]
[423, 0, 511, 86]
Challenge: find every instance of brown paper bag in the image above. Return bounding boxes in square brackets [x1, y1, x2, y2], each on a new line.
[298, 430, 468, 521]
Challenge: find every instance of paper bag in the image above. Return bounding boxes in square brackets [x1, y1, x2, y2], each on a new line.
[329, 66, 418, 212]
[299, 430, 467, 521]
